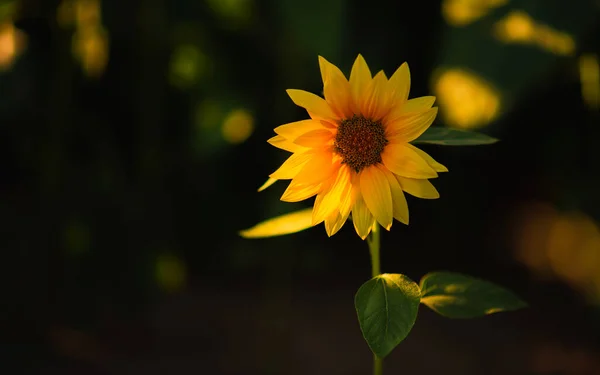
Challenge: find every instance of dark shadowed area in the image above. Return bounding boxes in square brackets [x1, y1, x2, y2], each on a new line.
[2, 0, 600, 374]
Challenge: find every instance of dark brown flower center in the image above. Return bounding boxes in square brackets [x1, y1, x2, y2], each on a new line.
[334, 115, 388, 172]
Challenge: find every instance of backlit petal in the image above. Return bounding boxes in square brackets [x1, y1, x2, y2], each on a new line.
[397, 176, 439, 199]
[294, 151, 340, 185]
[381, 143, 438, 179]
[286, 89, 339, 121]
[274, 119, 325, 140]
[268, 135, 306, 153]
[363, 71, 391, 121]
[312, 166, 351, 225]
[386, 107, 438, 142]
[352, 195, 374, 240]
[349, 54, 372, 115]
[329, 209, 349, 236]
[387, 62, 410, 106]
[319, 56, 355, 118]
[402, 96, 436, 114]
[281, 178, 322, 202]
[258, 177, 278, 192]
[408, 144, 448, 172]
[340, 170, 359, 219]
[383, 169, 409, 224]
[269, 151, 314, 179]
[360, 165, 393, 230]
[293, 129, 334, 148]
[387, 96, 436, 123]
[324, 210, 342, 237]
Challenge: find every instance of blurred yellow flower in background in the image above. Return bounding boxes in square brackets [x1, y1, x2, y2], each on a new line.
[261, 55, 447, 239]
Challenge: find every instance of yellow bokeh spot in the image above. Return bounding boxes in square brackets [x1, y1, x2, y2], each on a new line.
[494, 11, 535, 42]
[0, 22, 26, 71]
[221, 109, 254, 144]
[434, 68, 501, 129]
[59, 0, 109, 78]
[514, 203, 600, 304]
[74, 0, 101, 26]
[72, 26, 109, 78]
[494, 11, 575, 56]
[442, 0, 507, 27]
[156, 254, 187, 292]
[169, 44, 207, 88]
[240, 208, 314, 238]
[205, 0, 253, 28]
[579, 54, 600, 110]
[57, 0, 100, 27]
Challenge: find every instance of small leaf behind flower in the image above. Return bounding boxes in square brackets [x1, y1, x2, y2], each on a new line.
[355, 274, 420, 358]
[239, 208, 313, 238]
[420, 272, 527, 319]
[413, 127, 499, 146]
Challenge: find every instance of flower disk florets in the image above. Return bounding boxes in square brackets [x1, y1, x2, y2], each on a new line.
[334, 115, 388, 172]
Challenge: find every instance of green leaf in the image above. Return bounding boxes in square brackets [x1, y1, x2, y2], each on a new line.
[355, 274, 421, 358]
[239, 208, 313, 238]
[413, 127, 499, 146]
[420, 272, 527, 319]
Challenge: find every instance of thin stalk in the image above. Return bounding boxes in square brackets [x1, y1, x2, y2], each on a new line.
[367, 223, 383, 375]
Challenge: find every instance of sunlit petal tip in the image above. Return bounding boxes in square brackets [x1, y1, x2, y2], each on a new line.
[239, 208, 315, 239]
[351, 54, 372, 80]
[382, 143, 438, 179]
[360, 167, 393, 230]
[286, 89, 339, 121]
[398, 176, 441, 200]
[317, 55, 329, 69]
[258, 177, 277, 192]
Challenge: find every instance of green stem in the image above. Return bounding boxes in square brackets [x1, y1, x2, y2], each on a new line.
[367, 223, 383, 375]
[367, 223, 381, 278]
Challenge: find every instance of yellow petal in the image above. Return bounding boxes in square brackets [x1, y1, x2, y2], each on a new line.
[349, 54, 372, 115]
[381, 143, 438, 179]
[281, 178, 321, 202]
[363, 71, 391, 121]
[258, 177, 278, 192]
[294, 151, 340, 185]
[320, 119, 338, 129]
[387, 96, 436, 123]
[274, 119, 326, 140]
[339, 169, 359, 219]
[360, 165, 393, 230]
[332, 203, 352, 236]
[287, 89, 339, 121]
[352, 195, 374, 240]
[324, 210, 342, 237]
[387, 62, 410, 105]
[293, 129, 334, 148]
[269, 151, 314, 179]
[319, 56, 355, 118]
[408, 144, 448, 172]
[402, 96, 436, 114]
[383, 168, 409, 224]
[239, 208, 314, 238]
[268, 135, 306, 153]
[386, 107, 438, 142]
[312, 165, 351, 225]
[397, 176, 439, 199]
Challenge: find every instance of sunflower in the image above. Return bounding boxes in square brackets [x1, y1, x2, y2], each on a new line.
[260, 55, 447, 239]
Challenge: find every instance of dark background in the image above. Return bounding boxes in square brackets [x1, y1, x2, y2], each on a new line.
[2, 0, 600, 374]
